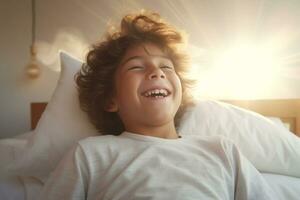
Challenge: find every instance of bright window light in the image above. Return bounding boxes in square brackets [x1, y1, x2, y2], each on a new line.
[194, 43, 283, 99]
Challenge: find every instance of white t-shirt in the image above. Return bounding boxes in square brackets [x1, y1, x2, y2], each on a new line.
[40, 132, 277, 200]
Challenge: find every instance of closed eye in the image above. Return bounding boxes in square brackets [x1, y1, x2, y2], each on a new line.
[128, 66, 144, 70]
[160, 65, 174, 70]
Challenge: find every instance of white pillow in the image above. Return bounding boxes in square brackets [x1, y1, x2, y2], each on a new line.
[178, 100, 300, 178]
[0, 135, 29, 173]
[266, 117, 287, 130]
[5, 51, 98, 182]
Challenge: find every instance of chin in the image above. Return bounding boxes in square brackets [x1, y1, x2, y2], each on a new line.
[146, 114, 175, 126]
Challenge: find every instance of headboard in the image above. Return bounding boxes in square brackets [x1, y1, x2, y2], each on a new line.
[31, 102, 47, 130]
[30, 99, 300, 136]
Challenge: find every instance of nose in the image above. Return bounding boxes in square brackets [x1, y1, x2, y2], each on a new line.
[147, 67, 166, 80]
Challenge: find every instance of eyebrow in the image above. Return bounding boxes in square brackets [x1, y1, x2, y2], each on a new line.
[120, 55, 171, 67]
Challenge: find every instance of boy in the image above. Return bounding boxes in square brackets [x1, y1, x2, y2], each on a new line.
[40, 12, 277, 199]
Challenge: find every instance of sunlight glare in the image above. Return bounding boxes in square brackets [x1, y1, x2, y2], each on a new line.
[196, 43, 283, 99]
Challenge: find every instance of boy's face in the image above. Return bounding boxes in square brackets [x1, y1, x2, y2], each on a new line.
[107, 42, 182, 134]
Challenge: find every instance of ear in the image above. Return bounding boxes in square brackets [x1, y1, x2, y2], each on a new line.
[105, 98, 118, 112]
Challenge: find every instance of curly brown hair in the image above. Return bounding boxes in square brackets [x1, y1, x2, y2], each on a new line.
[75, 12, 196, 135]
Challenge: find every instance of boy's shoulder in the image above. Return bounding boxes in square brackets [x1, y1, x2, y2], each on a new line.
[184, 134, 234, 144]
[184, 134, 237, 152]
[78, 134, 119, 147]
[77, 133, 137, 151]
[74, 135, 124, 158]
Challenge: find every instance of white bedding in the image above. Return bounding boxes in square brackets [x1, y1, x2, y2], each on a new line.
[262, 173, 300, 200]
[0, 131, 44, 200]
[0, 176, 25, 200]
[0, 176, 43, 200]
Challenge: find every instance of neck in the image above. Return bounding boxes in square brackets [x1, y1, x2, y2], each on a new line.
[126, 123, 179, 139]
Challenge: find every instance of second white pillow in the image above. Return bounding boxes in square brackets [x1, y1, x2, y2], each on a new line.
[178, 100, 300, 178]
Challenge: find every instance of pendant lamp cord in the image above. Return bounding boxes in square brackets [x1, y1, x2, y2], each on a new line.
[31, 0, 36, 46]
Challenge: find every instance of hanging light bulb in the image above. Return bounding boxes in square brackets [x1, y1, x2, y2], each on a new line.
[26, 0, 40, 79]
[26, 44, 40, 78]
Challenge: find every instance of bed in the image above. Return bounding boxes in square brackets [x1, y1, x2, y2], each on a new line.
[1, 52, 300, 199]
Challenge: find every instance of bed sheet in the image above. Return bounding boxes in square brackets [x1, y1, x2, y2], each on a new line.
[0, 176, 43, 200]
[262, 173, 300, 200]
[0, 131, 43, 200]
[0, 176, 25, 200]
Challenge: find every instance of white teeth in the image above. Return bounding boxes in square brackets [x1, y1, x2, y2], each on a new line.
[143, 89, 168, 97]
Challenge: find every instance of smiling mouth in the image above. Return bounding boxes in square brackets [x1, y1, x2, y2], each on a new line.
[141, 88, 171, 98]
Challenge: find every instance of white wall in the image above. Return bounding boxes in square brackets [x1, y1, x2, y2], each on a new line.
[0, 0, 59, 138]
[1, 0, 300, 138]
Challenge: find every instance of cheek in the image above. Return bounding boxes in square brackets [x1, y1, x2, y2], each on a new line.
[116, 75, 140, 100]
[175, 76, 183, 107]
[174, 75, 183, 95]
